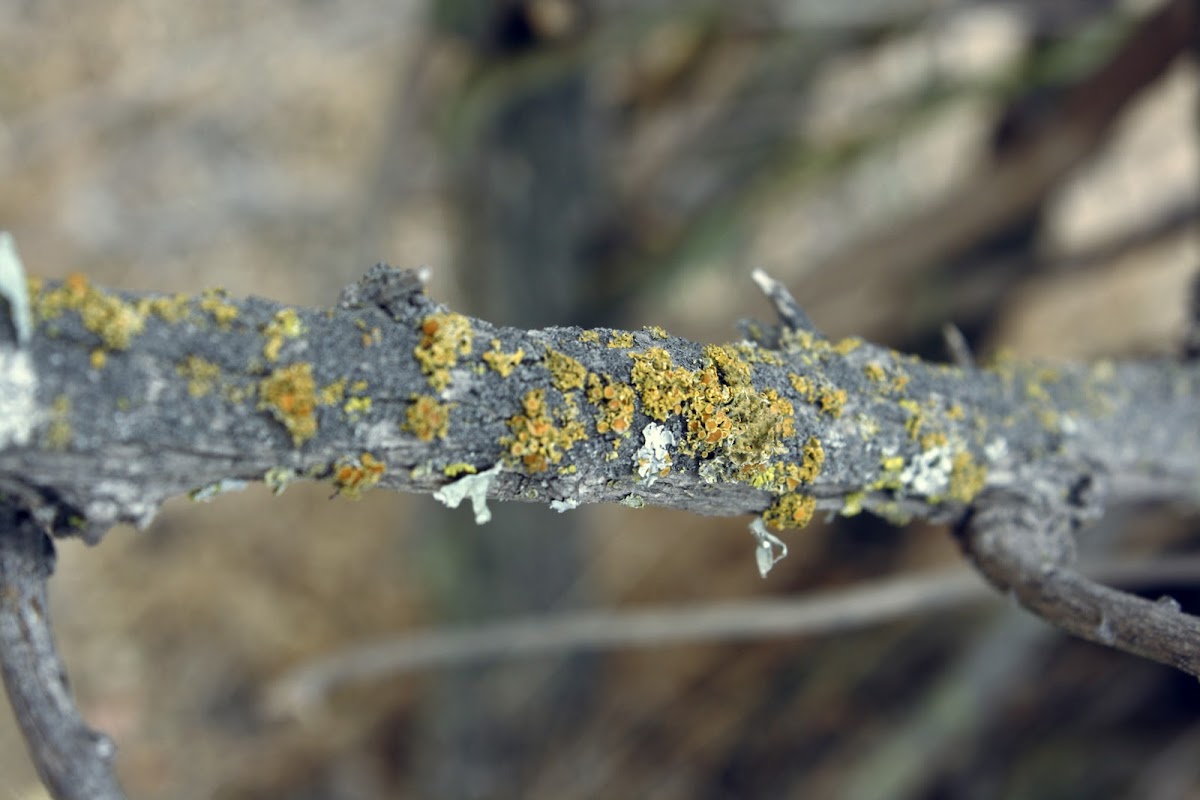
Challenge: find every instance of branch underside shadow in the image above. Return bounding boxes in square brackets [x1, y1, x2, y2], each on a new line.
[0, 507, 124, 799]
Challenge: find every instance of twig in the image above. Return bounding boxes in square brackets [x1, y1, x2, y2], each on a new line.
[0, 506, 124, 800]
[959, 487, 1200, 676]
[263, 554, 1200, 720]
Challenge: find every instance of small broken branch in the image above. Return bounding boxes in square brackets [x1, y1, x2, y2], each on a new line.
[0, 506, 124, 799]
[960, 487, 1200, 675]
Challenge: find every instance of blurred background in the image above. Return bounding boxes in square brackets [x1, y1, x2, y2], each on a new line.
[1, 0, 1198, 797]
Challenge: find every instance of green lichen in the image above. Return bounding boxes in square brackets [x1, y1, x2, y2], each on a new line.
[414, 312, 473, 391]
[258, 362, 318, 446]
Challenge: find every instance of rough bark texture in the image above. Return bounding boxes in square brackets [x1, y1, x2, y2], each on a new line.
[1, 266, 1199, 799]
[2, 268, 1198, 543]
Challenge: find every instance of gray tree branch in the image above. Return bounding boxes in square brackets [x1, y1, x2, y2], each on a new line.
[0, 506, 124, 799]
[0, 261, 1199, 799]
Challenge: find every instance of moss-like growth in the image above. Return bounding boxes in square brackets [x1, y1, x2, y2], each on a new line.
[543, 346, 586, 391]
[258, 362, 318, 446]
[414, 312, 473, 391]
[503, 389, 587, 473]
[482, 339, 523, 377]
[403, 395, 452, 441]
[177, 355, 221, 398]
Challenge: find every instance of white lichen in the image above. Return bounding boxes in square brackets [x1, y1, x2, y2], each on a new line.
[749, 517, 788, 578]
[550, 498, 579, 513]
[0, 232, 32, 345]
[433, 462, 502, 524]
[899, 445, 953, 496]
[634, 422, 675, 485]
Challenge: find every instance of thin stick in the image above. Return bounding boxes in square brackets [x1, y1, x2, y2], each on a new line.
[0, 507, 124, 800]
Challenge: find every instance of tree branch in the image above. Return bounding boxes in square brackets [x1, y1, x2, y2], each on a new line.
[959, 486, 1200, 675]
[0, 506, 124, 799]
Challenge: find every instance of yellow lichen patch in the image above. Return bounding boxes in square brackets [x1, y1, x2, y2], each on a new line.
[920, 432, 949, 450]
[89, 349, 107, 370]
[355, 318, 382, 348]
[899, 398, 923, 440]
[332, 452, 386, 499]
[176, 356, 221, 398]
[262, 308, 306, 362]
[350, 379, 369, 394]
[947, 404, 965, 421]
[543, 346, 586, 391]
[403, 395, 452, 441]
[443, 462, 477, 478]
[789, 373, 846, 417]
[319, 378, 347, 406]
[503, 388, 587, 473]
[414, 312, 473, 391]
[47, 395, 72, 450]
[644, 325, 669, 339]
[864, 363, 887, 383]
[833, 337, 863, 355]
[586, 372, 636, 435]
[32, 272, 146, 350]
[799, 436, 825, 483]
[763, 492, 817, 530]
[198, 288, 239, 330]
[948, 450, 987, 504]
[343, 396, 372, 419]
[482, 339, 524, 377]
[578, 329, 601, 344]
[704, 344, 753, 388]
[258, 362, 318, 446]
[606, 331, 635, 348]
[136, 293, 192, 324]
[629, 347, 693, 420]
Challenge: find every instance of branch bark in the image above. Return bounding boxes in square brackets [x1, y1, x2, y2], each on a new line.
[0, 506, 124, 799]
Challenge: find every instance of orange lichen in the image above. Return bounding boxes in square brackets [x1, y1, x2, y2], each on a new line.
[414, 312, 473, 391]
[403, 395, 452, 441]
[586, 372, 636, 435]
[763, 492, 817, 530]
[258, 362, 318, 446]
[482, 339, 524, 377]
[503, 389, 587, 473]
[332, 452, 386, 499]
